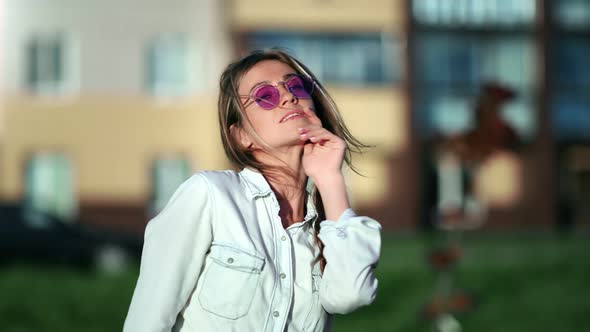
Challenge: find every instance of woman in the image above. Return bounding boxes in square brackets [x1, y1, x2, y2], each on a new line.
[123, 49, 382, 332]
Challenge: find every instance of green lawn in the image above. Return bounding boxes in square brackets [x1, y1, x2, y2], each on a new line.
[1, 232, 588, 332]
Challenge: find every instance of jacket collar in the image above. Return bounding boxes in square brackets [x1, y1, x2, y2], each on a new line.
[239, 168, 318, 223]
[239, 167, 273, 199]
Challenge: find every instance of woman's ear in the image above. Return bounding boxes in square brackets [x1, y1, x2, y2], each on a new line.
[230, 124, 253, 150]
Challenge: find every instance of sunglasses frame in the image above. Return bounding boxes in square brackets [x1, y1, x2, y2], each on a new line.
[239, 74, 315, 110]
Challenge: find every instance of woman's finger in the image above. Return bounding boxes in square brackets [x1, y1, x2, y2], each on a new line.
[302, 128, 337, 140]
[298, 127, 329, 139]
[297, 125, 322, 135]
[299, 126, 334, 136]
[303, 141, 314, 154]
[299, 130, 342, 146]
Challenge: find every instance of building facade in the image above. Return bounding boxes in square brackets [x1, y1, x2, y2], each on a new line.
[1, 0, 232, 232]
[2, 0, 588, 232]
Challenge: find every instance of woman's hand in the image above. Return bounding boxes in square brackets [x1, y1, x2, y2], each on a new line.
[298, 107, 346, 183]
[298, 107, 350, 221]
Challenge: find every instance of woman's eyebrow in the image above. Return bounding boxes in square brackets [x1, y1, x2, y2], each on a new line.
[248, 73, 298, 93]
[249, 80, 271, 93]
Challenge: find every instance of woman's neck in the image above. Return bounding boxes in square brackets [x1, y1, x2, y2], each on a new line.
[253, 146, 308, 228]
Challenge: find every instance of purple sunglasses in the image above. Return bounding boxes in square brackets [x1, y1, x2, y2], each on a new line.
[240, 74, 315, 110]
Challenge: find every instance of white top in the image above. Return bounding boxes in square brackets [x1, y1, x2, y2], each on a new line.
[123, 168, 382, 332]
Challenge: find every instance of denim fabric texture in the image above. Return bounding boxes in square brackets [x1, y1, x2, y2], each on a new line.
[123, 168, 381, 332]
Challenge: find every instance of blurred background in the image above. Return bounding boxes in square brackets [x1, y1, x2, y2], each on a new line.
[0, 0, 589, 331]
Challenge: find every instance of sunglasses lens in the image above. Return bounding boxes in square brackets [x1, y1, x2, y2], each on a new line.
[249, 75, 313, 110]
[254, 85, 279, 110]
[287, 76, 313, 99]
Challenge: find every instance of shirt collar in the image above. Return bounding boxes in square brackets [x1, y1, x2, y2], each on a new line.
[239, 167, 273, 199]
[239, 167, 318, 223]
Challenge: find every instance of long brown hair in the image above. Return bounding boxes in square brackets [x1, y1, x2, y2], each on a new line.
[218, 49, 369, 271]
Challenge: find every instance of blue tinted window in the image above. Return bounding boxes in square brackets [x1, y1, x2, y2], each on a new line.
[414, 33, 536, 139]
[25, 153, 76, 222]
[26, 36, 64, 93]
[554, 0, 590, 29]
[246, 32, 400, 86]
[553, 38, 590, 87]
[552, 95, 590, 140]
[551, 35, 590, 141]
[146, 34, 190, 96]
[151, 158, 191, 215]
[412, 0, 536, 26]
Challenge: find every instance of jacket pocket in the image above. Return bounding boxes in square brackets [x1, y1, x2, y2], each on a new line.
[198, 243, 265, 319]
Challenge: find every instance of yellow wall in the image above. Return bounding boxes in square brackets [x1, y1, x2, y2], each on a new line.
[231, 0, 405, 32]
[332, 87, 408, 206]
[1, 95, 225, 202]
[332, 87, 407, 150]
[1, 87, 405, 207]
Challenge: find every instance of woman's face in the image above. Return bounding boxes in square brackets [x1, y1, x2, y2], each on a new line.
[237, 60, 315, 150]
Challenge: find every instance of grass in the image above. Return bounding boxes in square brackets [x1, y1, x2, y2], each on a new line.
[0, 232, 588, 332]
[332, 232, 590, 332]
[0, 265, 137, 332]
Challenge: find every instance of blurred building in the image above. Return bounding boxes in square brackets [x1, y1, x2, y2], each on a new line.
[0, 0, 413, 232]
[1, 0, 231, 232]
[408, 0, 590, 229]
[1, 0, 589, 232]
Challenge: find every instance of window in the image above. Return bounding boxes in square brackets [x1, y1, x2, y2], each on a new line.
[411, 0, 537, 140]
[24, 153, 76, 223]
[150, 157, 191, 215]
[245, 32, 401, 86]
[551, 0, 590, 141]
[26, 35, 65, 94]
[554, 0, 590, 29]
[146, 34, 199, 96]
[552, 94, 590, 141]
[412, 0, 536, 26]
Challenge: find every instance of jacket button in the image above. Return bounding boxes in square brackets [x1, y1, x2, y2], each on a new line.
[227, 258, 234, 264]
[273, 311, 279, 317]
[280, 273, 286, 279]
[280, 235, 287, 241]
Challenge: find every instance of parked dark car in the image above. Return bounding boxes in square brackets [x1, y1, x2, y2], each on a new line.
[0, 203, 143, 273]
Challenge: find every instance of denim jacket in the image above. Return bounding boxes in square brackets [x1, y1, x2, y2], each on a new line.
[123, 168, 381, 332]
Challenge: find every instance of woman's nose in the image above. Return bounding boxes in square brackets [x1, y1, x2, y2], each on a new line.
[279, 84, 297, 106]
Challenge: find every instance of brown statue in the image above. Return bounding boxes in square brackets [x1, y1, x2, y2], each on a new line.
[446, 82, 519, 165]
[423, 83, 522, 325]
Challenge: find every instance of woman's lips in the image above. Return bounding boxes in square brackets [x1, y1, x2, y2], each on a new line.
[280, 111, 305, 123]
